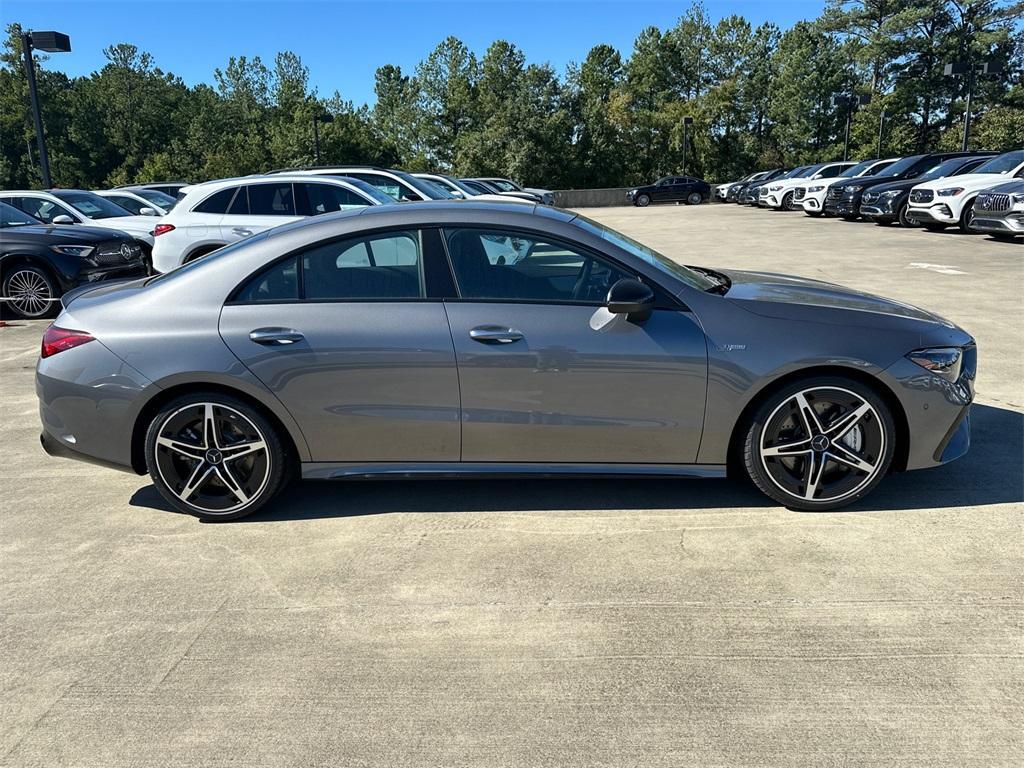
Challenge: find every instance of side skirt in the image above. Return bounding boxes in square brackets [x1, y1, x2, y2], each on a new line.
[302, 462, 728, 481]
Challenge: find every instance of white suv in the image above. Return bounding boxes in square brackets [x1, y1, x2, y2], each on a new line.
[97, 188, 176, 216]
[793, 158, 898, 216]
[150, 174, 392, 273]
[907, 149, 1024, 232]
[284, 167, 456, 202]
[0, 189, 157, 245]
[760, 161, 857, 210]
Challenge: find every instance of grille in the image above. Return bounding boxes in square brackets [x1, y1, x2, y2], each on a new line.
[827, 187, 843, 199]
[910, 189, 934, 204]
[976, 193, 1010, 212]
[862, 192, 877, 203]
[94, 241, 142, 265]
[793, 188, 805, 201]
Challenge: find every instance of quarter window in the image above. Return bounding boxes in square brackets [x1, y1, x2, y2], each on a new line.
[193, 187, 236, 214]
[444, 228, 632, 303]
[234, 257, 299, 302]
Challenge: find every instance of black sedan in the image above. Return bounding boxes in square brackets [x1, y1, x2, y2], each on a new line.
[859, 154, 996, 227]
[824, 152, 979, 220]
[0, 202, 148, 319]
[627, 176, 711, 206]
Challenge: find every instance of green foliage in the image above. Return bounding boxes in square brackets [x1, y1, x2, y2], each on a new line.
[2, 0, 1020, 191]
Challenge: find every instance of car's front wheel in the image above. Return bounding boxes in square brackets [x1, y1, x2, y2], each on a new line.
[145, 393, 289, 521]
[897, 202, 915, 228]
[2, 265, 58, 319]
[742, 377, 895, 511]
[959, 201, 977, 234]
[635, 194, 651, 207]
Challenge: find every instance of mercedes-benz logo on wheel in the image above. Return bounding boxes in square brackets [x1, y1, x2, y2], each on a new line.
[811, 434, 830, 452]
[205, 448, 223, 464]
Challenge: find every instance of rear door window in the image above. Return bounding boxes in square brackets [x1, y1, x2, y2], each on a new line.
[248, 183, 296, 216]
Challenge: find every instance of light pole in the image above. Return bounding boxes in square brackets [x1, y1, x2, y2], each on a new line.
[681, 116, 693, 175]
[21, 30, 71, 189]
[832, 94, 870, 162]
[877, 108, 886, 158]
[944, 61, 1003, 152]
[312, 111, 334, 165]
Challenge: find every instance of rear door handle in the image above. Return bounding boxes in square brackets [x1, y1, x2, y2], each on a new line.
[249, 328, 304, 346]
[469, 326, 524, 344]
[232, 227, 253, 236]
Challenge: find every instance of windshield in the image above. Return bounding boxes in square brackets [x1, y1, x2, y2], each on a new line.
[877, 155, 927, 178]
[573, 214, 717, 292]
[439, 176, 480, 197]
[393, 170, 455, 200]
[840, 160, 875, 178]
[487, 178, 522, 192]
[919, 157, 979, 181]
[52, 191, 132, 220]
[776, 167, 805, 180]
[134, 188, 176, 208]
[0, 201, 39, 227]
[974, 150, 1024, 175]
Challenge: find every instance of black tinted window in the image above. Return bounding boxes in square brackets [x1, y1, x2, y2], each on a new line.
[227, 187, 249, 214]
[297, 183, 370, 215]
[234, 257, 299, 302]
[445, 228, 632, 303]
[9, 196, 76, 223]
[302, 231, 423, 300]
[248, 183, 295, 216]
[193, 188, 236, 214]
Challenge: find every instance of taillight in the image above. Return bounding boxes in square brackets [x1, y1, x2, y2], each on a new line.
[41, 325, 94, 358]
[153, 223, 175, 236]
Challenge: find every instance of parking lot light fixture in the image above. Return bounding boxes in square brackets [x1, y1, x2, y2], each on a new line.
[21, 30, 72, 189]
[945, 61, 1003, 152]
[312, 111, 334, 164]
[681, 116, 693, 175]
[832, 94, 870, 162]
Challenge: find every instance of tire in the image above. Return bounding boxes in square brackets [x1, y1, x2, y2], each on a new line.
[686, 192, 702, 205]
[145, 393, 289, 521]
[635, 194, 651, 207]
[958, 200, 977, 234]
[781, 192, 793, 210]
[2, 264, 58, 319]
[897, 202, 915, 228]
[742, 376, 895, 511]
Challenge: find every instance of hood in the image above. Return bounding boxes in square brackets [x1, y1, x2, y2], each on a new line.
[829, 173, 897, 191]
[0, 223, 131, 244]
[979, 179, 1024, 195]
[722, 269, 955, 327]
[912, 171, 1016, 192]
[88, 215, 158, 235]
[862, 177, 922, 195]
[794, 177, 842, 190]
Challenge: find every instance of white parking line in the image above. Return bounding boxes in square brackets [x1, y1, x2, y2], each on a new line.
[907, 262, 967, 275]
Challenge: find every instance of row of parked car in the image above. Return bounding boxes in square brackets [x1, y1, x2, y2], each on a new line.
[0, 169, 553, 318]
[714, 149, 1024, 238]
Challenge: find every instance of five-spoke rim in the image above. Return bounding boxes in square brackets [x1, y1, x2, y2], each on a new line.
[6, 269, 52, 317]
[154, 403, 271, 514]
[760, 386, 885, 504]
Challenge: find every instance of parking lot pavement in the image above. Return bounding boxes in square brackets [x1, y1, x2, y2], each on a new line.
[1, 207, 1021, 767]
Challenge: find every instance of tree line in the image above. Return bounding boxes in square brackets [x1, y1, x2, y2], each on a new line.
[1, 0, 1021, 191]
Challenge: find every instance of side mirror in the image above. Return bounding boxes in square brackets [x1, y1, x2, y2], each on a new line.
[607, 278, 655, 322]
[52, 214, 75, 225]
[139, 206, 157, 216]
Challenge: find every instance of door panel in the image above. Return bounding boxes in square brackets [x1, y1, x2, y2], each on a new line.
[445, 303, 708, 463]
[220, 303, 460, 461]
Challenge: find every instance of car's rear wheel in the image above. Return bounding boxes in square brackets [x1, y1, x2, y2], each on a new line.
[635, 194, 651, 207]
[145, 394, 289, 521]
[686, 192, 702, 205]
[743, 377, 895, 511]
[3, 265, 58, 319]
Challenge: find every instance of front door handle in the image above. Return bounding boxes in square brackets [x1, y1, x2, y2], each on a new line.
[232, 227, 253, 236]
[249, 328, 304, 346]
[469, 326, 524, 344]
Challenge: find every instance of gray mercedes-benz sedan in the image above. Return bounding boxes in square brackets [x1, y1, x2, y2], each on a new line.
[36, 201, 975, 520]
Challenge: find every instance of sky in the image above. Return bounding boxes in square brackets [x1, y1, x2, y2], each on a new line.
[4, 0, 827, 106]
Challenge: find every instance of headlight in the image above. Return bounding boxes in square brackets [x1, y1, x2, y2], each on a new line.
[768, 185, 782, 191]
[907, 347, 963, 383]
[937, 187, 964, 197]
[846, 185, 862, 193]
[50, 244, 94, 258]
[808, 185, 825, 193]
[880, 190, 901, 199]
[1010, 193, 1024, 208]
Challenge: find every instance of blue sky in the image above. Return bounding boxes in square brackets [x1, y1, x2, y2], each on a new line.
[4, 1, 826, 106]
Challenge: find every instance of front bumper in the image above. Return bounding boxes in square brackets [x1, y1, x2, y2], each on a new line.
[801, 192, 826, 212]
[971, 212, 1024, 235]
[824, 198, 860, 216]
[908, 203, 958, 223]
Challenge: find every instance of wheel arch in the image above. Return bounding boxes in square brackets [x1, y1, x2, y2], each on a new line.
[130, 381, 304, 475]
[726, 364, 910, 476]
[183, 243, 227, 263]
